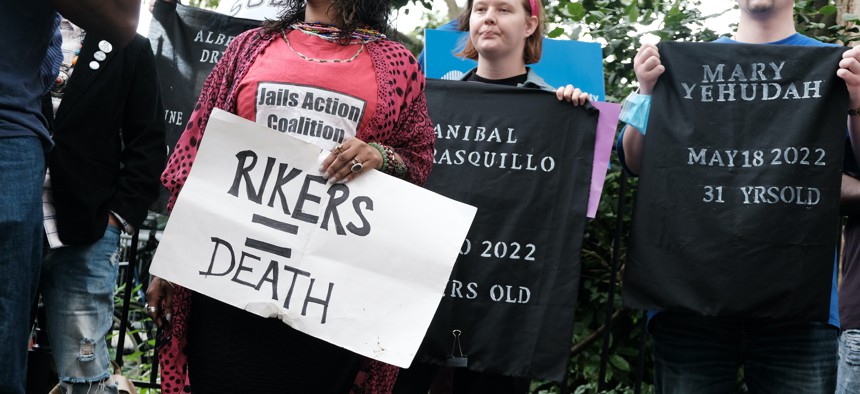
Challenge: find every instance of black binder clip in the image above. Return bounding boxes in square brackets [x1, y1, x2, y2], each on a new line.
[445, 329, 468, 368]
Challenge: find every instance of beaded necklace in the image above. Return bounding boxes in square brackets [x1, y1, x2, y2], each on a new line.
[283, 31, 365, 64]
[282, 21, 385, 64]
[290, 21, 386, 43]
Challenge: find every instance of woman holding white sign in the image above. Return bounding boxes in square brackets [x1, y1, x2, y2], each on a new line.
[144, 0, 434, 392]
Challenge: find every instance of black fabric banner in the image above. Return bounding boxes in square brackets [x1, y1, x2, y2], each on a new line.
[417, 79, 598, 381]
[147, 2, 260, 211]
[624, 42, 848, 322]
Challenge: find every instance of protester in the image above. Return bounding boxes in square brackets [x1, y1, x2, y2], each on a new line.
[0, 2, 140, 392]
[38, 15, 165, 393]
[456, 0, 588, 104]
[143, 0, 434, 392]
[617, 0, 860, 392]
[395, 0, 588, 392]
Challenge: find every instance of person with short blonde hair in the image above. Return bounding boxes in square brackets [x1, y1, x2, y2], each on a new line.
[457, 0, 543, 65]
[457, 0, 589, 105]
[394, 0, 590, 392]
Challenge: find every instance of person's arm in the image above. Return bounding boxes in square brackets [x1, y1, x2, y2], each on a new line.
[323, 43, 434, 186]
[112, 36, 167, 230]
[389, 98, 432, 184]
[621, 124, 645, 175]
[318, 84, 433, 185]
[620, 43, 664, 175]
[51, 0, 141, 47]
[146, 29, 259, 326]
[839, 47, 860, 170]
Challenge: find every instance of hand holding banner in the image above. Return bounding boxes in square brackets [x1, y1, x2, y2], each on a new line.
[149, 109, 477, 367]
[624, 42, 848, 321]
[418, 80, 598, 381]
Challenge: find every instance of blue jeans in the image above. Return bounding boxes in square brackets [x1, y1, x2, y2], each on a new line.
[650, 312, 837, 394]
[838, 329, 860, 394]
[41, 225, 121, 394]
[0, 136, 45, 394]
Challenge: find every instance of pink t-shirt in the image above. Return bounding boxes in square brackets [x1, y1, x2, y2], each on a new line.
[237, 29, 378, 152]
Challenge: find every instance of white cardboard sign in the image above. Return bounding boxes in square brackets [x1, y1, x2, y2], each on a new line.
[149, 109, 476, 367]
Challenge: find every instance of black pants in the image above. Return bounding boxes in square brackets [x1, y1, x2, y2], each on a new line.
[187, 292, 362, 393]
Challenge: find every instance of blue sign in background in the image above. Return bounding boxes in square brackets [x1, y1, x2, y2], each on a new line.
[424, 29, 606, 101]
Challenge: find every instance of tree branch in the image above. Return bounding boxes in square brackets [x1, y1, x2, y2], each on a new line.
[570, 309, 625, 356]
[444, 0, 464, 21]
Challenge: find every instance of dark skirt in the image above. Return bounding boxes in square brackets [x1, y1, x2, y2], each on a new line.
[187, 292, 362, 393]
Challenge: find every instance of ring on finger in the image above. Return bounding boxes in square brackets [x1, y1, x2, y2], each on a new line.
[144, 303, 158, 313]
[350, 158, 363, 173]
[336, 144, 345, 154]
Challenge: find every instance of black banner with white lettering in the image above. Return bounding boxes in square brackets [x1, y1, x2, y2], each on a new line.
[147, 2, 260, 211]
[624, 42, 847, 321]
[416, 80, 598, 381]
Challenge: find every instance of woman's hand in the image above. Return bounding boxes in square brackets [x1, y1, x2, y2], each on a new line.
[320, 138, 384, 183]
[145, 276, 174, 328]
[556, 84, 591, 106]
[633, 43, 664, 95]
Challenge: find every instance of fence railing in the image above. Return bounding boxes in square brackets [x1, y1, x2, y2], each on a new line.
[115, 229, 162, 390]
